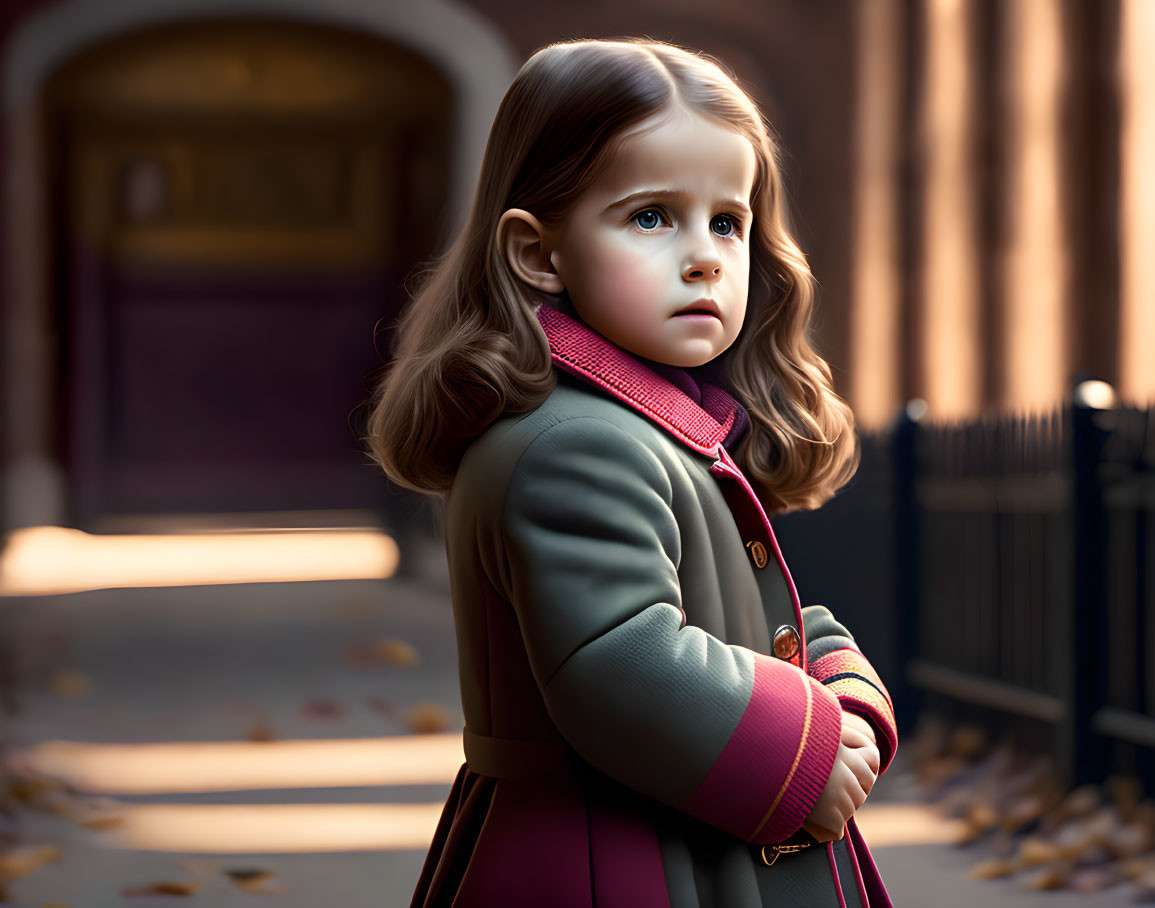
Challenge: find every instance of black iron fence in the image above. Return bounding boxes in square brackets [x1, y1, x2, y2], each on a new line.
[776, 382, 1155, 789]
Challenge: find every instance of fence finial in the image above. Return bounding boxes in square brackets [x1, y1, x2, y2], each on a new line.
[905, 398, 928, 422]
[1073, 380, 1117, 410]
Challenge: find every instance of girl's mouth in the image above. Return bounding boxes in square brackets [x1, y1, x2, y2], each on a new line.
[674, 299, 721, 319]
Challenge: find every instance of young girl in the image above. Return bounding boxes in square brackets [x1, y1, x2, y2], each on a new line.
[367, 37, 897, 908]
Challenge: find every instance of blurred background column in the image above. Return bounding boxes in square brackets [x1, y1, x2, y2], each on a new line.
[849, 0, 903, 432]
[1119, 0, 1155, 407]
[998, 0, 1066, 413]
[918, 0, 981, 421]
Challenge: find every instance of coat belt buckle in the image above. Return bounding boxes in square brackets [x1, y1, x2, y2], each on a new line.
[761, 843, 812, 867]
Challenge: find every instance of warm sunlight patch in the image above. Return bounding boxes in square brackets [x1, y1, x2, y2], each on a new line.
[0, 525, 399, 595]
[98, 802, 447, 853]
[10, 734, 464, 793]
[855, 802, 967, 848]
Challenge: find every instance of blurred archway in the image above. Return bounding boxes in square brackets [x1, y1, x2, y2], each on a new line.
[2, 2, 516, 533]
[43, 21, 452, 527]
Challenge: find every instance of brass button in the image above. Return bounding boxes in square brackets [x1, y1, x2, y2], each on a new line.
[746, 540, 768, 569]
[773, 625, 800, 661]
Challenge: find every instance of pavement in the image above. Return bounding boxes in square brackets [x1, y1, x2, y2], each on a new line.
[0, 535, 1137, 907]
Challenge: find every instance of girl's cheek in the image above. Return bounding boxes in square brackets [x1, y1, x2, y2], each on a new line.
[609, 269, 656, 307]
[592, 248, 662, 299]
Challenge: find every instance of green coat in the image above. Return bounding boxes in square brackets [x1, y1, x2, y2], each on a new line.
[411, 305, 896, 908]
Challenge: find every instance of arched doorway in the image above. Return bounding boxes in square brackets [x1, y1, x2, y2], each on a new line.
[2, 0, 516, 533]
[42, 20, 452, 527]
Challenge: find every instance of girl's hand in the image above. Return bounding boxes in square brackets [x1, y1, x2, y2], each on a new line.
[840, 710, 881, 797]
[801, 742, 873, 840]
[841, 711, 879, 752]
[802, 819, 844, 844]
[801, 713, 881, 842]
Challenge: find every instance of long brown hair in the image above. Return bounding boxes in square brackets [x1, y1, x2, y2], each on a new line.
[363, 37, 859, 513]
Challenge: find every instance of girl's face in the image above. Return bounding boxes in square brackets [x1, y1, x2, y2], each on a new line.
[546, 105, 756, 368]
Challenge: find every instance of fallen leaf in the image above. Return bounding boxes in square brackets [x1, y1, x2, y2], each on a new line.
[225, 869, 269, 881]
[20, 789, 76, 820]
[405, 703, 450, 734]
[1018, 837, 1062, 868]
[967, 800, 999, 832]
[1000, 794, 1047, 832]
[345, 637, 421, 668]
[948, 725, 986, 760]
[1104, 819, 1150, 858]
[120, 881, 198, 897]
[1053, 818, 1097, 861]
[1118, 856, 1155, 881]
[226, 868, 285, 894]
[373, 638, 420, 667]
[1020, 864, 1070, 890]
[246, 722, 277, 742]
[49, 672, 91, 697]
[0, 843, 62, 881]
[952, 819, 989, 846]
[1050, 785, 1099, 824]
[8, 775, 63, 805]
[966, 858, 1016, 879]
[16, 786, 122, 830]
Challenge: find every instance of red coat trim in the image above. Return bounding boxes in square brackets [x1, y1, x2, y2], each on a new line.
[682, 655, 842, 843]
[537, 306, 737, 455]
[808, 647, 898, 772]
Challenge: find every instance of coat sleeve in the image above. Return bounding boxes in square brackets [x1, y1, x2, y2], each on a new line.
[494, 416, 842, 844]
[801, 605, 898, 773]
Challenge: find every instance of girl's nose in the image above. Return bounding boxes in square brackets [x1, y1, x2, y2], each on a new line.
[682, 260, 722, 282]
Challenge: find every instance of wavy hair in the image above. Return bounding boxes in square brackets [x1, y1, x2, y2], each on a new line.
[363, 37, 859, 513]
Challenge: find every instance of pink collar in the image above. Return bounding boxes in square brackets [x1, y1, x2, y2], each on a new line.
[536, 305, 740, 457]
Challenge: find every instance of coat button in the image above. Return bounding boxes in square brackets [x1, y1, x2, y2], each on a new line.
[745, 540, 768, 569]
[773, 625, 800, 661]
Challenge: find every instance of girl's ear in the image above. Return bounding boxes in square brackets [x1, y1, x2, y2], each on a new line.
[497, 208, 565, 294]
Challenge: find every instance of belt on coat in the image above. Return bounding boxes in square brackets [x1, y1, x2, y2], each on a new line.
[462, 727, 579, 783]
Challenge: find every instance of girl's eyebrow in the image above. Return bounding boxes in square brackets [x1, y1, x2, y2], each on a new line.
[607, 189, 752, 219]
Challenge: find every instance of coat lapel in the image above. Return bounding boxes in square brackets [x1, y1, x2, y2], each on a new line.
[536, 305, 738, 456]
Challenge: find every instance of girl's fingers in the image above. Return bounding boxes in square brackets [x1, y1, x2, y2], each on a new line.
[842, 749, 877, 796]
[851, 783, 868, 811]
[841, 711, 876, 742]
[810, 800, 852, 834]
[840, 728, 882, 779]
[840, 726, 874, 750]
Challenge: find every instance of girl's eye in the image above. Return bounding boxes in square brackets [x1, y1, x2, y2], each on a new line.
[633, 209, 664, 231]
[711, 214, 740, 238]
